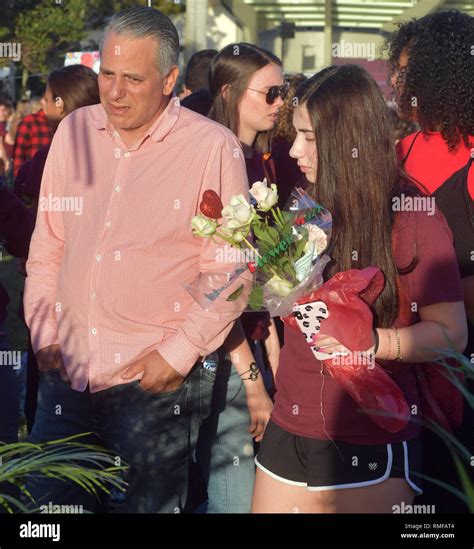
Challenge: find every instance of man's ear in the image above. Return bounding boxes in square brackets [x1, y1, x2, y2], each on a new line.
[163, 66, 180, 96]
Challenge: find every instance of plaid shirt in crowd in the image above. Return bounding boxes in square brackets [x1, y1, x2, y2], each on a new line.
[12, 110, 52, 177]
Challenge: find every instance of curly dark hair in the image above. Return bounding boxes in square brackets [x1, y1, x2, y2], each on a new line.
[386, 9, 474, 152]
[270, 73, 307, 143]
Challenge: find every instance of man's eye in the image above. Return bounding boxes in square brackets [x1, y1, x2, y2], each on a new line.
[127, 76, 140, 82]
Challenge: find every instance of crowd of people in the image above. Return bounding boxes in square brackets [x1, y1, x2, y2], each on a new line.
[0, 6, 472, 514]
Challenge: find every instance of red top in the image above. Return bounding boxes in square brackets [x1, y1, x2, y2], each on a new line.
[12, 110, 52, 177]
[398, 132, 474, 199]
[271, 209, 463, 444]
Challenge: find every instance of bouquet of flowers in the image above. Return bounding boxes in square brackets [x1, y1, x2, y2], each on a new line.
[186, 180, 332, 316]
[188, 182, 411, 433]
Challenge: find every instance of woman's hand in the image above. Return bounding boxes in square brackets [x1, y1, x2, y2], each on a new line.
[244, 381, 273, 442]
[313, 332, 376, 357]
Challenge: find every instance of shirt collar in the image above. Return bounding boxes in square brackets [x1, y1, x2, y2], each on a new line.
[89, 96, 180, 145]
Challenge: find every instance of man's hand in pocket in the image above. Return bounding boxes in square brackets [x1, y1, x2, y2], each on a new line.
[121, 350, 184, 394]
[36, 344, 70, 382]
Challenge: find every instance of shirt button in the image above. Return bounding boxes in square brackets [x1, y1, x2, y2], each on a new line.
[124, 152, 130, 158]
[105, 221, 111, 228]
[115, 185, 121, 192]
[91, 328, 97, 335]
[91, 292, 97, 299]
[95, 254, 102, 262]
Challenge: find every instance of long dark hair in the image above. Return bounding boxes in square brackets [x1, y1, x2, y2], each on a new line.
[208, 42, 282, 152]
[296, 64, 418, 327]
[48, 65, 100, 116]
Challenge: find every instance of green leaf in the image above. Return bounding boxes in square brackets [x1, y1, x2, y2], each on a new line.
[248, 286, 264, 311]
[253, 221, 282, 247]
[255, 240, 272, 256]
[226, 284, 244, 302]
[280, 219, 293, 239]
[293, 230, 308, 260]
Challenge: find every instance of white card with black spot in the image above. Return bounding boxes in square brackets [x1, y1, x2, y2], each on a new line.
[292, 301, 346, 361]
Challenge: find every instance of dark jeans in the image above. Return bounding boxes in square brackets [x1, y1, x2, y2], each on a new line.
[25, 362, 215, 513]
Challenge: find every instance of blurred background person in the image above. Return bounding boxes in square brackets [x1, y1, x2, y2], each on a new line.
[12, 96, 52, 178]
[268, 72, 308, 209]
[4, 99, 31, 168]
[387, 104, 419, 144]
[0, 97, 14, 174]
[180, 48, 217, 116]
[0, 160, 34, 445]
[388, 8, 474, 513]
[0, 97, 13, 136]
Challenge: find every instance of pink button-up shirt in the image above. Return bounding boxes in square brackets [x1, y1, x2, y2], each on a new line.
[24, 98, 250, 392]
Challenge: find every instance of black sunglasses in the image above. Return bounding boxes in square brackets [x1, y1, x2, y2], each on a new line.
[247, 82, 290, 105]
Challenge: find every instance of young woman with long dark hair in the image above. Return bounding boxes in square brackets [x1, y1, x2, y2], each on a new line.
[251, 64, 468, 513]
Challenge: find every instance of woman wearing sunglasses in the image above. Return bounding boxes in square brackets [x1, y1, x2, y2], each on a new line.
[193, 43, 293, 513]
[251, 64, 468, 513]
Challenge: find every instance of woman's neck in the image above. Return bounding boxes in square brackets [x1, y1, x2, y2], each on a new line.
[238, 126, 257, 148]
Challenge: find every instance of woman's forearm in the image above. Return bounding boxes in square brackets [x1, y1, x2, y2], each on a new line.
[223, 320, 267, 391]
[375, 320, 468, 363]
[263, 318, 280, 376]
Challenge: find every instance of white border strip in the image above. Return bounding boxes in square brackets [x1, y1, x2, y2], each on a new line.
[402, 441, 423, 494]
[255, 456, 308, 487]
[255, 445, 394, 492]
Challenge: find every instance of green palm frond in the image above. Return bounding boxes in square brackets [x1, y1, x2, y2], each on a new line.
[0, 434, 128, 513]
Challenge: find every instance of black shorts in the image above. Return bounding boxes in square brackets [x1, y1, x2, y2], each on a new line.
[255, 419, 423, 493]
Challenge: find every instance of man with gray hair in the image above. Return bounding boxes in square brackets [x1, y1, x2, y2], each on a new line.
[24, 6, 249, 513]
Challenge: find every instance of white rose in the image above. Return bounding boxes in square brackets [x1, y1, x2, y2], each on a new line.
[222, 194, 255, 227]
[305, 224, 328, 258]
[266, 274, 294, 298]
[220, 222, 250, 244]
[249, 179, 279, 211]
[232, 230, 246, 243]
[191, 214, 217, 237]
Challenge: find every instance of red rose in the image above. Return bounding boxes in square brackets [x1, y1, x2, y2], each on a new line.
[200, 190, 223, 219]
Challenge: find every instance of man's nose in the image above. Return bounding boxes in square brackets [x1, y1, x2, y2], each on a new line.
[109, 77, 126, 100]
